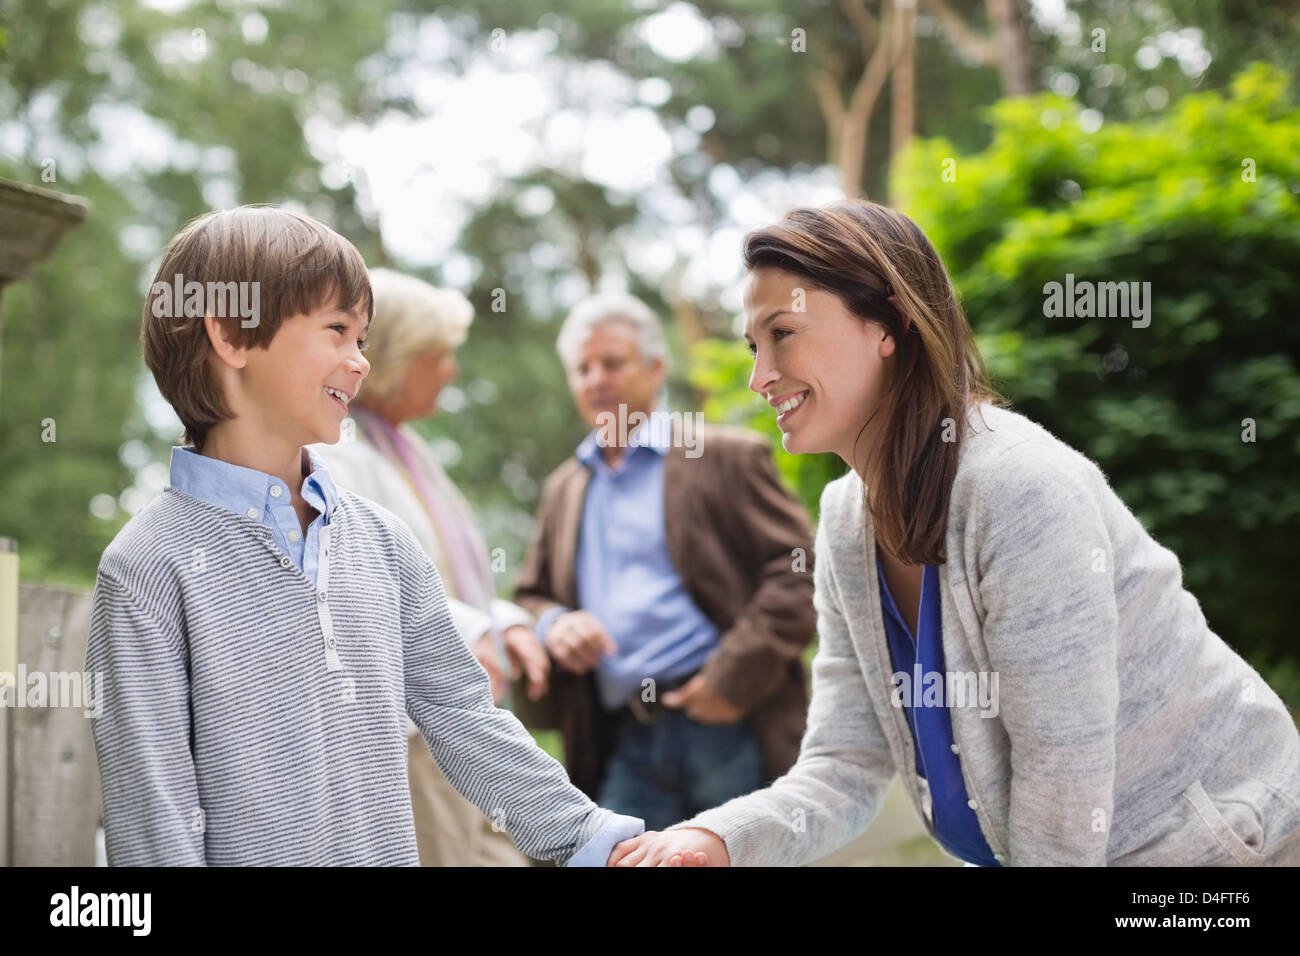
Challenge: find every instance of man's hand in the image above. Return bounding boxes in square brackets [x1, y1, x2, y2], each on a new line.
[544, 610, 617, 675]
[502, 625, 550, 701]
[660, 673, 744, 725]
[472, 632, 509, 705]
[607, 828, 730, 867]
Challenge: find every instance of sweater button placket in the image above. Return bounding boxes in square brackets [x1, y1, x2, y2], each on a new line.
[316, 525, 341, 671]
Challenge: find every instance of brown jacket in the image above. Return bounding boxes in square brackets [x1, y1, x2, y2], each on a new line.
[513, 422, 816, 800]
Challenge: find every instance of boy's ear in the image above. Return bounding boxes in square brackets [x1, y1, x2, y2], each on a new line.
[204, 312, 248, 369]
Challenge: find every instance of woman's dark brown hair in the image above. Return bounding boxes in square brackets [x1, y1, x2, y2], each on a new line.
[743, 199, 1004, 565]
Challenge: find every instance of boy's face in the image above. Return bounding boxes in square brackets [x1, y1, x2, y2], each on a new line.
[233, 299, 371, 447]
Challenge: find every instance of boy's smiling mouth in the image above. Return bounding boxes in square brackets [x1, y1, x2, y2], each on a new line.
[324, 385, 351, 410]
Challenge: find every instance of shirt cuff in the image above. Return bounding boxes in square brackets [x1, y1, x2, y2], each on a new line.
[565, 812, 645, 867]
[535, 605, 571, 646]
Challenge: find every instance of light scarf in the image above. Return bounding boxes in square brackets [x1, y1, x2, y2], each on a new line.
[347, 404, 495, 616]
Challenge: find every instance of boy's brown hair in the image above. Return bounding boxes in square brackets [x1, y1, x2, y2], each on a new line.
[142, 205, 373, 451]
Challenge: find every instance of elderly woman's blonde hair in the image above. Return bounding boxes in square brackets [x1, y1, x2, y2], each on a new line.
[360, 267, 474, 404]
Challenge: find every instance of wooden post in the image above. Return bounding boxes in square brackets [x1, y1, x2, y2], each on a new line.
[8, 583, 99, 865]
[0, 180, 94, 865]
[0, 537, 17, 866]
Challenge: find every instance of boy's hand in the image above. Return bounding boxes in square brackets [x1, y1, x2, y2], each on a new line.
[502, 625, 550, 701]
[606, 828, 730, 867]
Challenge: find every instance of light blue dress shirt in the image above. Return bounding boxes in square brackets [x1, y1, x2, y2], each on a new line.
[538, 411, 720, 712]
[169, 444, 337, 587]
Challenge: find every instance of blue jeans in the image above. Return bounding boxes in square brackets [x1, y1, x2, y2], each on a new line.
[595, 707, 765, 832]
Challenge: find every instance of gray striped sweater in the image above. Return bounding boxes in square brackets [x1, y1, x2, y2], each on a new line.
[669, 403, 1300, 865]
[87, 485, 639, 865]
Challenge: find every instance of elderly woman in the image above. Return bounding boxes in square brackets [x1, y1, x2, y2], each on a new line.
[611, 199, 1300, 867]
[311, 267, 550, 867]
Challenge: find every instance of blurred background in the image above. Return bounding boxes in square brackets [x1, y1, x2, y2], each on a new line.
[1, 0, 1298, 863]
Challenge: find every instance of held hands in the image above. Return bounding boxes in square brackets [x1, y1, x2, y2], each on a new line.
[606, 828, 730, 867]
[545, 612, 743, 723]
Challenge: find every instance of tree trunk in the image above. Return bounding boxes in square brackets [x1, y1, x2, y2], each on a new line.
[891, 0, 917, 158]
[985, 0, 1035, 95]
[919, 0, 1037, 97]
[808, 0, 900, 199]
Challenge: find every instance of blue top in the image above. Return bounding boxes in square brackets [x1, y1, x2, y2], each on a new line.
[876, 548, 1000, 867]
[541, 411, 718, 711]
[169, 445, 338, 588]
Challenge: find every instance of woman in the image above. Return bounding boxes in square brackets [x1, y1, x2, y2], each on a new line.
[311, 268, 550, 867]
[609, 199, 1300, 867]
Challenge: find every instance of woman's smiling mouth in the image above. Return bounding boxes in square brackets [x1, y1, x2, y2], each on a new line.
[773, 390, 809, 427]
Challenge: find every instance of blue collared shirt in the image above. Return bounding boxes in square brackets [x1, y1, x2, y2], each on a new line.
[877, 549, 1001, 867]
[168, 445, 338, 588]
[543, 411, 719, 712]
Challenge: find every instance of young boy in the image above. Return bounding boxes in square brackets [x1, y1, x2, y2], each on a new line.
[86, 205, 643, 865]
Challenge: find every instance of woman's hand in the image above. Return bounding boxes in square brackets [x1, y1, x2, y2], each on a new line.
[606, 828, 730, 867]
[502, 625, 550, 701]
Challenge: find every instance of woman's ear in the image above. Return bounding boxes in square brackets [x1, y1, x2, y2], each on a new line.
[877, 322, 898, 359]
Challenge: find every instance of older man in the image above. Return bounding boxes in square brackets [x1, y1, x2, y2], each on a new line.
[514, 293, 815, 831]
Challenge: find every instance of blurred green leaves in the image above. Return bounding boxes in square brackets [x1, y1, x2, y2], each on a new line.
[896, 62, 1300, 688]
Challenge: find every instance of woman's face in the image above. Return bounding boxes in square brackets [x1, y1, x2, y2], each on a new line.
[744, 266, 896, 464]
[380, 344, 459, 424]
[413, 345, 459, 419]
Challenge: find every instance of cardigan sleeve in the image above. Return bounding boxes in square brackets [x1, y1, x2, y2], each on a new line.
[665, 506, 896, 866]
[974, 447, 1120, 866]
[85, 572, 207, 866]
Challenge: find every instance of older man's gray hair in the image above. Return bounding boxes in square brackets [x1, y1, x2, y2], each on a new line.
[556, 293, 670, 373]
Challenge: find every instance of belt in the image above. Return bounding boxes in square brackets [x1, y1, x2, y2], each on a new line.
[621, 669, 700, 725]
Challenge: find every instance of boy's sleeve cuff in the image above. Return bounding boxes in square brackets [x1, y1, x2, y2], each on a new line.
[565, 812, 645, 867]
